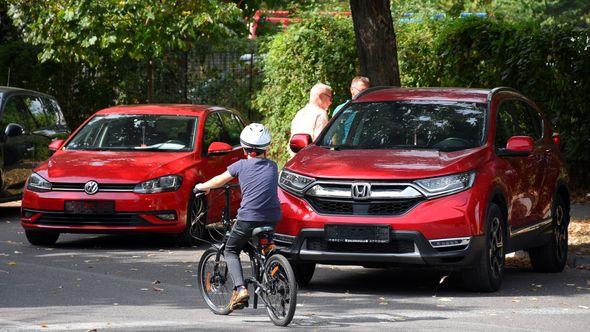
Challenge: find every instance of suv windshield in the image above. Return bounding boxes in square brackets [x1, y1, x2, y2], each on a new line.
[65, 114, 198, 151]
[319, 101, 486, 152]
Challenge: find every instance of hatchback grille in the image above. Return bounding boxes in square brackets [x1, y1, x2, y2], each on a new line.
[306, 197, 421, 216]
[51, 182, 135, 192]
[306, 238, 415, 254]
[34, 212, 149, 226]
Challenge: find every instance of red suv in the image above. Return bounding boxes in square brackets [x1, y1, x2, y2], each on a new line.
[277, 87, 570, 292]
[20, 105, 245, 246]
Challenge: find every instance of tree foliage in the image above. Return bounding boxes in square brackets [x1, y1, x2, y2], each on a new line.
[7, 0, 243, 65]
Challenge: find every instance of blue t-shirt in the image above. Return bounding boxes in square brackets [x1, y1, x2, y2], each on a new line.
[228, 158, 281, 222]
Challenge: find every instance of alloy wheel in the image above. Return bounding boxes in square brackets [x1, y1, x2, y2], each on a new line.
[489, 216, 504, 279]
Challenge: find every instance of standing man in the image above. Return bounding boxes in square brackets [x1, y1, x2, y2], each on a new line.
[332, 76, 371, 117]
[289, 82, 333, 157]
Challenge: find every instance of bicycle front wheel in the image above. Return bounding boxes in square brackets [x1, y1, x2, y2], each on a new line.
[263, 254, 297, 326]
[198, 248, 233, 315]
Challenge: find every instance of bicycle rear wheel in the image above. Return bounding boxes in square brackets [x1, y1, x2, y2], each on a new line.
[198, 248, 233, 315]
[263, 254, 297, 326]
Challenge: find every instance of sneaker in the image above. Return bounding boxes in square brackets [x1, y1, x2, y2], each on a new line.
[227, 287, 249, 311]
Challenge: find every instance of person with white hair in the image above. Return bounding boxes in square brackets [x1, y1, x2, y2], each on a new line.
[289, 82, 333, 157]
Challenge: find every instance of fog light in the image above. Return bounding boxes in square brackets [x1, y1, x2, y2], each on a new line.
[156, 213, 177, 221]
[23, 210, 35, 218]
[429, 237, 471, 248]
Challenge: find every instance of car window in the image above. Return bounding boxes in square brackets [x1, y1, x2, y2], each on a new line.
[495, 101, 516, 148]
[218, 112, 243, 146]
[513, 100, 542, 141]
[40, 97, 68, 129]
[66, 114, 197, 151]
[203, 113, 225, 152]
[319, 101, 486, 152]
[1, 96, 37, 132]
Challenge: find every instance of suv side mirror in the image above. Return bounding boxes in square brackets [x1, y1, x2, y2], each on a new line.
[207, 141, 233, 155]
[497, 136, 533, 157]
[48, 139, 65, 151]
[5, 123, 24, 137]
[289, 134, 311, 153]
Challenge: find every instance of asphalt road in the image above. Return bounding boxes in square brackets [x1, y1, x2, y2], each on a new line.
[1, 206, 590, 331]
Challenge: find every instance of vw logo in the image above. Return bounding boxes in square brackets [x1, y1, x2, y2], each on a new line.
[84, 181, 99, 195]
[351, 183, 371, 200]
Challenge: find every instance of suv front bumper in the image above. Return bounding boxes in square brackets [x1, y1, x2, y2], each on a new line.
[277, 228, 486, 269]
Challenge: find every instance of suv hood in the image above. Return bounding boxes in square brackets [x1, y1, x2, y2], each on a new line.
[285, 145, 489, 180]
[35, 150, 195, 183]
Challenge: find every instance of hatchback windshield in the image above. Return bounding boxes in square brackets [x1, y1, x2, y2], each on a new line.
[319, 101, 486, 152]
[65, 114, 198, 151]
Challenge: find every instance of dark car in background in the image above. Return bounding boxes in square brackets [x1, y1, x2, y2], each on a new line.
[0, 87, 69, 202]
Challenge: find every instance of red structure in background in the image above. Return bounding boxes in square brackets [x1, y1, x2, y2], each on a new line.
[248, 10, 350, 39]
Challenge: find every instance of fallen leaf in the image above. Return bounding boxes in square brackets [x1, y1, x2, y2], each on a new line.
[185, 284, 192, 287]
[438, 297, 453, 302]
[130, 268, 139, 271]
[147, 254, 156, 257]
[152, 280, 161, 285]
[87, 329, 98, 332]
[152, 287, 164, 292]
[438, 275, 450, 285]
[7, 261, 16, 266]
[379, 301, 388, 305]
[512, 299, 520, 303]
[113, 303, 119, 306]
[13, 251, 21, 254]
[40, 324, 48, 328]
[578, 305, 589, 309]
[131, 255, 141, 258]
[530, 297, 538, 301]
[141, 288, 149, 291]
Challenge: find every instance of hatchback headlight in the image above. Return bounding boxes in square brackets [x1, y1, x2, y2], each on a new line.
[414, 171, 476, 198]
[27, 173, 52, 192]
[279, 170, 315, 195]
[134, 175, 182, 194]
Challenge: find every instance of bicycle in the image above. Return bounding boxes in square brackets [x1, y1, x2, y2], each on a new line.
[195, 184, 297, 326]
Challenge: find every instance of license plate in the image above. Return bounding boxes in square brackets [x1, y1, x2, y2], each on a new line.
[325, 225, 390, 243]
[64, 201, 115, 214]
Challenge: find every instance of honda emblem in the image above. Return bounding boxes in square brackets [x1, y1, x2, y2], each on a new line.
[351, 183, 371, 199]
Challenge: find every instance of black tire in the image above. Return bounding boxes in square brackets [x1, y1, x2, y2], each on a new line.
[178, 195, 207, 246]
[291, 262, 315, 286]
[528, 194, 569, 272]
[198, 248, 233, 315]
[461, 203, 505, 292]
[263, 254, 297, 326]
[25, 230, 60, 246]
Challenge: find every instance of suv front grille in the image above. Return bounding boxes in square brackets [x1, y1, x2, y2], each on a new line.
[306, 197, 421, 216]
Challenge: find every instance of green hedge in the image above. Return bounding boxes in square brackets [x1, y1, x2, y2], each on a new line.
[254, 15, 357, 166]
[258, 15, 590, 188]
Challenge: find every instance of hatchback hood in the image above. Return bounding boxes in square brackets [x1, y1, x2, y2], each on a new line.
[36, 150, 195, 183]
[285, 145, 490, 180]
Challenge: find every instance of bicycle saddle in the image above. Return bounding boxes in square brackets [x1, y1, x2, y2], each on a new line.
[252, 226, 274, 237]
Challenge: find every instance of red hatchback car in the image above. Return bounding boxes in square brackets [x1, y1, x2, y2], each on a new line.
[278, 87, 570, 292]
[21, 105, 245, 246]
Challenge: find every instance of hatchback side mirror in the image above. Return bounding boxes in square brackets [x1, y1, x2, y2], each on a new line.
[48, 139, 65, 151]
[5, 123, 24, 137]
[497, 136, 534, 157]
[208, 141, 233, 155]
[289, 134, 311, 153]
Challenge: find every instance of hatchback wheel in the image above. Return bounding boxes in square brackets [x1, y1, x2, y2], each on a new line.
[528, 195, 569, 272]
[462, 203, 504, 292]
[25, 230, 60, 246]
[178, 195, 207, 246]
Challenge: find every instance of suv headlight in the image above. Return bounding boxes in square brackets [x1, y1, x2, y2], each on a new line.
[27, 173, 52, 192]
[134, 175, 182, 194]
[414, 171, 476, 198]
[279, 169, 315, 195]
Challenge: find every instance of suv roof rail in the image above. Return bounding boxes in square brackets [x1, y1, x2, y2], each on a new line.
[352, 86, 397, 101]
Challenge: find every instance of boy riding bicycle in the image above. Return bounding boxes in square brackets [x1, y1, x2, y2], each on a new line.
[194, 123, 281, 313]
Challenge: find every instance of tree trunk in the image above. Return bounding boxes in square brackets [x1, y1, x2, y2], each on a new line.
[349, 0, 401, 86]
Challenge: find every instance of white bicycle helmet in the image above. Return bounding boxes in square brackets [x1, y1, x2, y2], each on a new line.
[240, 123, 271, 150]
